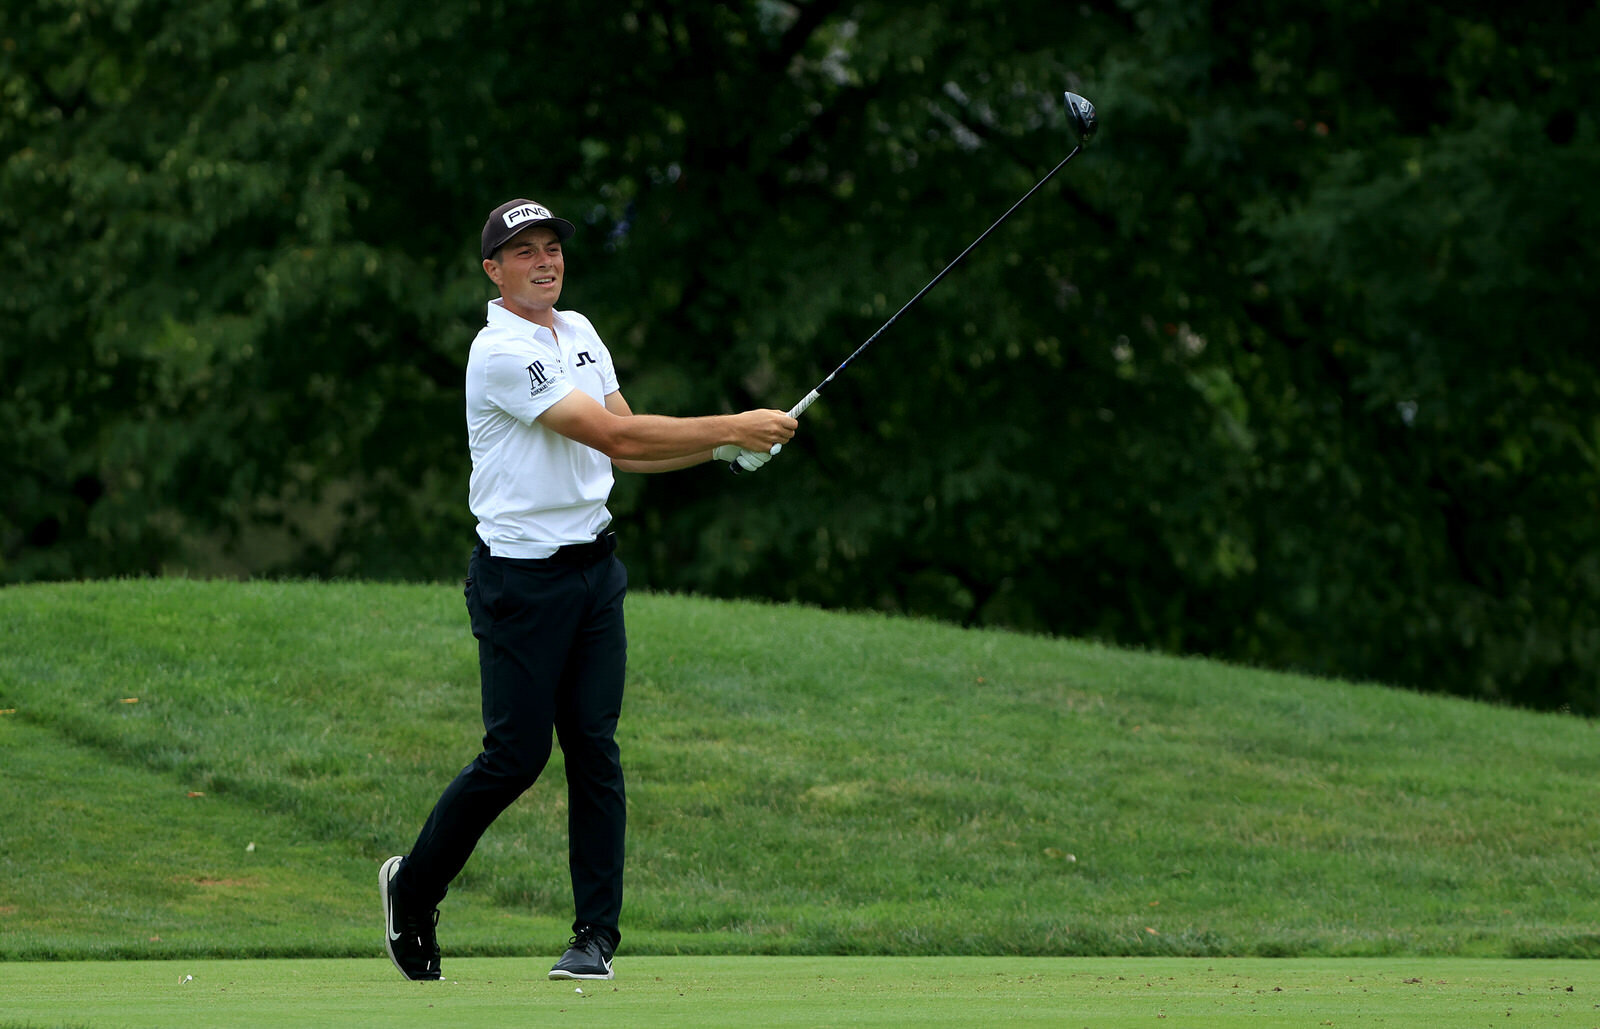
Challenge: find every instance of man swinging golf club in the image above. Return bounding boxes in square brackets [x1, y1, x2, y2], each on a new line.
[380, 198, 796, 982]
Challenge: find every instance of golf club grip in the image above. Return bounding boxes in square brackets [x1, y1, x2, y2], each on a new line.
[729, 389, 821, 473]
[787, 390, 821, 419]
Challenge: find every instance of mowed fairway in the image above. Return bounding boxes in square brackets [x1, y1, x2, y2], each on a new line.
[1, 956, 1595, 1028]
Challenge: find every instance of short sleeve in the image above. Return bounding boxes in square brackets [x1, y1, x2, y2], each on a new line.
[482, 336, 575, 424]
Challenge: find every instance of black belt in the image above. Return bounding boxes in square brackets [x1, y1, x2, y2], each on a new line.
[548, 531, 618, 566]
[482, 531, 618, 567]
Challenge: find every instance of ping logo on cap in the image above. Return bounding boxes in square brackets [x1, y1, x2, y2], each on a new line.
[503, 204, 553, 229]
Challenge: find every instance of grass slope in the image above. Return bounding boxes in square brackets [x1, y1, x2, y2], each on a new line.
[1, 579, 1597, 961]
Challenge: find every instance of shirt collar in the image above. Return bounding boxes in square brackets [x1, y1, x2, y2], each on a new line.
[486, 298, 566, 338]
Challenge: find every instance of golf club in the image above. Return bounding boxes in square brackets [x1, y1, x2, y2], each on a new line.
[731, 90, 1097, 473]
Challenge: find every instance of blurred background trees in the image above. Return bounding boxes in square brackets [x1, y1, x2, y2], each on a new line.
[4, 0, 1597, 712]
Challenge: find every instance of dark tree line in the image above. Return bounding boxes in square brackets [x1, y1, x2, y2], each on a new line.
[4, 1, 1597, 712]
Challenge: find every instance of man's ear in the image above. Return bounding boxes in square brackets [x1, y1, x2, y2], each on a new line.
[482, 257, 502, 286]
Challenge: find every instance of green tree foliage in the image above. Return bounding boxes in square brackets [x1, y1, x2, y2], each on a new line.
[1230, 8, 1600, 711]
[3, 1, 1597, 712]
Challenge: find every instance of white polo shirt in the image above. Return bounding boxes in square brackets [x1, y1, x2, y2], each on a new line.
[466, 299, 620, 558]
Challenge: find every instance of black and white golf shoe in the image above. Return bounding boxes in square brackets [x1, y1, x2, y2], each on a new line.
[380, 856, 442, 981]
[548, 924, 616, 980]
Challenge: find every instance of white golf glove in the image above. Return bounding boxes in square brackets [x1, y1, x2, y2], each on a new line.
[713, 444, 780, 472]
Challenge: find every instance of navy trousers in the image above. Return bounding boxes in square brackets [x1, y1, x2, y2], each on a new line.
[397, 538, 628, 940]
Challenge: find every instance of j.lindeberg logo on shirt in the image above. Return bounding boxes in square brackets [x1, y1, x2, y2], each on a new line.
[574, 352, 596, 368]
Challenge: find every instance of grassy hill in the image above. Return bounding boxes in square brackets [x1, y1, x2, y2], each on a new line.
[1, 579, 1596, 961]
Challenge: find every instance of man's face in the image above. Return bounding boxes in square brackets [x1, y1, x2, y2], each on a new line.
[485, 225, 564, 323]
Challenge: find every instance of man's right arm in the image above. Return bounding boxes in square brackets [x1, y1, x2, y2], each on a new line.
[536, 389, 796, 463]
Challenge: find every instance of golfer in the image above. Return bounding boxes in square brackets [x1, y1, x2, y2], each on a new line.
[380, 198, 796, 982]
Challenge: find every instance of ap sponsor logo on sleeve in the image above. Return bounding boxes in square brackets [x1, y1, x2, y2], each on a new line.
[527, 360, 560, 398]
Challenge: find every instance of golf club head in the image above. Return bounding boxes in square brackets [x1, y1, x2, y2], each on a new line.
[1063, 92, 1098, 144]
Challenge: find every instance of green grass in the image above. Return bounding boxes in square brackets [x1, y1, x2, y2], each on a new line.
[1, 957, 1597, 1028]
[1, 578, 1597, 962]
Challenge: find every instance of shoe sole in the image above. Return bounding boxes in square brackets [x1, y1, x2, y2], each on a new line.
[380, 856, 440, 981]
[548, 967, 614, 981]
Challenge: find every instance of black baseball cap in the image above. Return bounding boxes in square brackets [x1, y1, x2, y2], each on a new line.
[480, 199, 576, 260]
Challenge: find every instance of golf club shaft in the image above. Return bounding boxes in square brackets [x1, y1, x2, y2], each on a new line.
[798, 144, 1083, 408]
[731, 143, 1085, 472]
